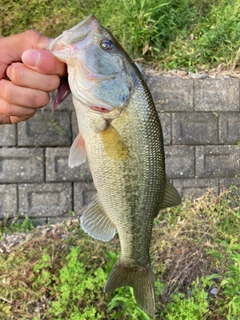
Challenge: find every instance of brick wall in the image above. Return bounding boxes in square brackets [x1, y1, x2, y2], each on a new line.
[0, 75, 240, 223]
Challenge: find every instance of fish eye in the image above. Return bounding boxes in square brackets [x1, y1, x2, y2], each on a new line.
[100, 39, 114, 50]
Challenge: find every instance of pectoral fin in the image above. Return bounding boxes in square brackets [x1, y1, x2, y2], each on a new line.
[80, 196, 116, 242]
[158, 179, 181, 213]
[68, 133, 87, 168]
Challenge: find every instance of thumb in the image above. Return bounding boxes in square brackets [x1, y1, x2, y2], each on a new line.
[22, 49, 67, 77]
[0, 30, 56, 77]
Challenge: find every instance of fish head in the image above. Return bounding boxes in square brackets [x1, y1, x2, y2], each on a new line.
[49, 15, 133, 113]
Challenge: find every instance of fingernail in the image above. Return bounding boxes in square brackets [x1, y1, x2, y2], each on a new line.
[22, 49, 41, 67]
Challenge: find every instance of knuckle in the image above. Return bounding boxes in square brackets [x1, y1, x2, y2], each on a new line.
[7, 63, 24, 84]
[23, 30, 42, 43]
[47, 76, 60, 92]
[0, 79, 12, 101]
[34, 91, 50, 107]
[0, 100, 14, 116]
[6, 104, 15, 116]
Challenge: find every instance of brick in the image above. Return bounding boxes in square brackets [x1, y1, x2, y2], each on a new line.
[173, 178, 219, 199]
[0, 148, 44, 183]
[0, 124, 16, 146]
[0, 184, 17, 218]
[172, 112, 218, 145]
[159, 113, 171, 145]
[196, 146, 240, 178]
[45, 147, 92, 182]
[18, 183, 72, 218]
[194, 78, 239, 111]
[74, 182, 97, 216]
[18, 111, 72, 146]
[165, 146, 195, 178]
[219, 112, 240, 144]
[147, 76, 193, 112]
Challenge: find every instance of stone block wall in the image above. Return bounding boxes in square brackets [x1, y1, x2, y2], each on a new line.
[0, 75, 239, 223]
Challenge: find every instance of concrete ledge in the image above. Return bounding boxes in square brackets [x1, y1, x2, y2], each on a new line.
[194, 78, 239, 111]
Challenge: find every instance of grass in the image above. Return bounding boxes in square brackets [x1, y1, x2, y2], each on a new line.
[0, 187, 239, 319]
[1, 0, 240, 71]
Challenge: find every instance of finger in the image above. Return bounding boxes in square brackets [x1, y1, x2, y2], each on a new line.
[0, 98, 37, 120]
[7, 62, 60, 91]
[22, 49, 67, 77]
[0, 113, 12, 124]
[0, 112, 37, 124]
[0, 79, 50, 108]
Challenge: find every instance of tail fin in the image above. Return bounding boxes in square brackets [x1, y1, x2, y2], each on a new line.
[104, 260, 155, 317]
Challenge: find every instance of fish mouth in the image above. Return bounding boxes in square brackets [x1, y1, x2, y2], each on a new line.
[48, 14, 118, 81]
[48, 14, 97, 61]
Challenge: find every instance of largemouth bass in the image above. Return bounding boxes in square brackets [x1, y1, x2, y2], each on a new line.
[49, 15, 181, 317]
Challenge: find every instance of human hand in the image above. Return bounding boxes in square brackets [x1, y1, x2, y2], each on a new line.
[0, 30, 67, 124]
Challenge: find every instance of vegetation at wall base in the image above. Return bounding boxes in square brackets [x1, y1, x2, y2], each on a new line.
[1, 0, 240, 71]
[0, 187, 239, 319]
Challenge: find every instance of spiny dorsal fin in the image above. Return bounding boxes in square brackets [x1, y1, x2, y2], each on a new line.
[158, 179, 181, 213]
[104, 260, 155, 317]
[80, 196, 116, 242]
[68, 133, 87, 168]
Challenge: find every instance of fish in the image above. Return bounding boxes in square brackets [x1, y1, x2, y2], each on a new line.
[48, 14, 181, 317]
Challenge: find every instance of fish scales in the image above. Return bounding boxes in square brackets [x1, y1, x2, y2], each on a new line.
[49, 14, 181, 317]
[81, 76, 165, 267]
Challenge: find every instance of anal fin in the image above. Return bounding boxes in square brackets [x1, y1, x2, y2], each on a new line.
[158, 178, 181, 212]
[80, 196, 116, 242]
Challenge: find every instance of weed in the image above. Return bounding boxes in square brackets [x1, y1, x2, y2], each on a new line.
[0, 189, 239, 319]
[207, 238, 240, 320]
[159, 280, 209, 320]
[46, 246, 107, 319]
[0, 216, 36, 236]
[48, 117, 71, 137]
